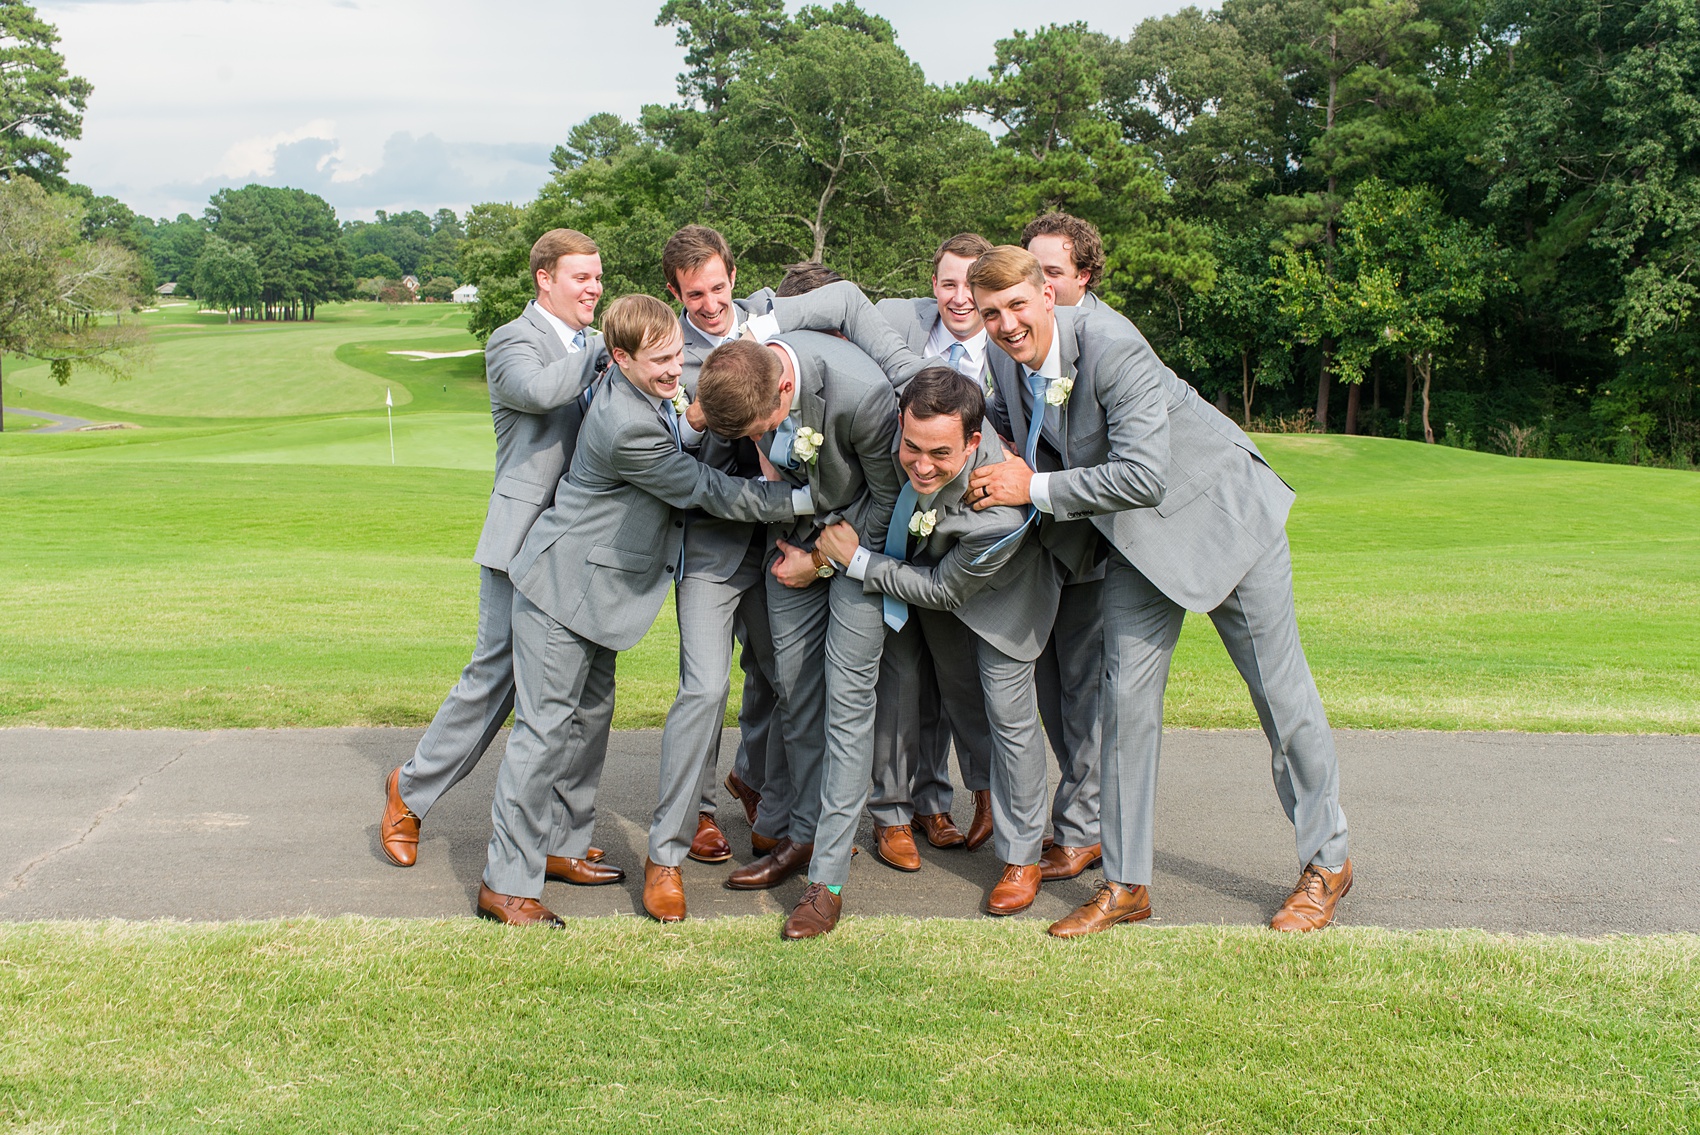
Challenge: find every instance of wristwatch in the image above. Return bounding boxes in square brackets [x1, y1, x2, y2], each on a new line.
[810, 547, 837, 579]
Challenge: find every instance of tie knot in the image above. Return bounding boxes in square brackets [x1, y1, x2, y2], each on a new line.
[571, 329, 586, 351]
[947, 342, 965, 365]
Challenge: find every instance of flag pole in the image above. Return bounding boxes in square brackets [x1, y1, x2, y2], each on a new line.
[386, 387, 395, 464]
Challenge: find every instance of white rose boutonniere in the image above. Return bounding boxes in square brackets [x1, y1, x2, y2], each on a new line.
[792, 426, 825, 464]
[908, 508, 938, 539]
[1043, 376, 1074, 407]
[671, 389, 690, 416]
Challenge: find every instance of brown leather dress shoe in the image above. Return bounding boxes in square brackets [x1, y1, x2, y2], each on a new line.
[1042, 834, 1055, 852]
[751, 831, 780, 855]
[913, 811, 967, 849]
[586, 847, 606, 863]
[965, 789, 993, 851]
[724, 772, 762, 829]
[725, 838, 813, 890]
[380, 767, 420, 867]
[688, 813, 732, 864]
[642, 858, 687, 922]
[987, 863, 1042, 916]
[1270, 859, 1353, 932]
[544, 855, 625, 886]
[872, 824, 921, 872]
[1038, 842, 1103, 881]
[1048, 880, 1152, 938]
[476, 883, 563, 927]
[782, 882, 843, 939]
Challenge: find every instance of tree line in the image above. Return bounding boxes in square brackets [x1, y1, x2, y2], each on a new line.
[460, 0, 1699, 468]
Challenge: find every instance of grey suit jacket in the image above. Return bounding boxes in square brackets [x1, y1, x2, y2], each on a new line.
[987, 307, 1295, 612]
[858, 427, 1061, 662]
[1074, 290, 1137, 332]
[770, 283, 945, 392]
[508, 370, 798, 652]
[679, 290, 776, 582]
[763, 330, 904, 552]
[473, 301, 606, 572]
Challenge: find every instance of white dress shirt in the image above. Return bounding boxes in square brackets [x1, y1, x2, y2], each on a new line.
[924, 318, 988, 381]
[686, 306, 742, 349]
[535, 302, 588, 354]
[1024, 328, 1066, 515]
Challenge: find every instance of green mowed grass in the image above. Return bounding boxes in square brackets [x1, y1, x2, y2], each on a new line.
[1, 413, 51, 432]
[2, 306, 1697, 731]
[1, 919, 1695, 1132]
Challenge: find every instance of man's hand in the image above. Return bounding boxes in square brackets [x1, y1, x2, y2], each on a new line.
[968, 453, 1034, 510]
[684, 401, 706, 432]
[756, 446, 782, 482]
[815, 521, 861, 567]
[772, 539, 818, 589]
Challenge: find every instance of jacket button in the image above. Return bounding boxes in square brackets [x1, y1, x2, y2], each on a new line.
[665, 565, 675, 574]
[674, 520, 683, 528]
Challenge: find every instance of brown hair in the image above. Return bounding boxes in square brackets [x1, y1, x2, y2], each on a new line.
[662, 225, 735, 294]
[1019, 212, 1105, 290]
[776, 261, 844, 297]
[601, 293, 680, 359]
[967, 245, 1046, 294]
[932, 232, 992, 277]
[900, 366, 985, 444]
[697, 339, 784, 437]
[530, 228, 598, 286]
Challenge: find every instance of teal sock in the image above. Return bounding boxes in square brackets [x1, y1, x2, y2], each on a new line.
[826, 885, 841, 895]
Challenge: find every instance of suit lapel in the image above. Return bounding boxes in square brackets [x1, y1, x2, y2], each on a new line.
[1056, 313, 1082, 468]
[523, 302, 566, 363]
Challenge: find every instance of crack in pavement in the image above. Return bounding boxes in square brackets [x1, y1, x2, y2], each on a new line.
[5, 733, 218, 893]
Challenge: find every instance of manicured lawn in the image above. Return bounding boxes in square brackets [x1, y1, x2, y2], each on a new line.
[1, 307, 1696, 731]
[1, 413, 51, 432]
[0, 919, 1694, 1133]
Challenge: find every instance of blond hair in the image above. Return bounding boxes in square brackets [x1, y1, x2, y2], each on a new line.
[932, 232, 992, 276]
[967, 245, 1045, 293]
[697, 339, 783, 437]
[601, 293, 680, 358]
[529, 228, 598, 286]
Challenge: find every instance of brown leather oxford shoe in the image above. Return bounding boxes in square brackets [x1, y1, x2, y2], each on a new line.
[585, 847, 606, 863]
[913, 811, 967, 849]
[1270, 860, 1353, 932]
[688, 813, 732, 864]
[476, 883, 563, 927]
[965, 790, 994, 851]
[544, 855, 625, 886]
[1038, 842, 1103, 881]
[872, 824, 921, 872]
[642, 858, 687, 923]
[986, 863, 1042, 916]
[725, 838, 813, 890]
[1048, 881, 1152, 938]
[781, 882, 843, 939]
[724, 771, 762, 829]
[751, 831, 780, 856]
[1042, 834, 1055, 852]
[380, 767, 420, 867]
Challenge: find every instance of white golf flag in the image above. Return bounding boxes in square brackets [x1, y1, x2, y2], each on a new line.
[386, 387, 393, 407]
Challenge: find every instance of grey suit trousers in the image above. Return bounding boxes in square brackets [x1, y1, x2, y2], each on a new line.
[870, 624, 985, 826]
[397, 566, 517, 819]
[653, 543, 784, 864]
[916, 609, 1046, 864]
[1099, 532, 1348, 886]
[484, 591, 618, 897]
[1035, 579, 1104, 847]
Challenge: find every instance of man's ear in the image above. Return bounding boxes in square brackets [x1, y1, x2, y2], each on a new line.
[665, 283, 681, 303]
[967, 429, 983, 451]
[609, 346, 633, 371]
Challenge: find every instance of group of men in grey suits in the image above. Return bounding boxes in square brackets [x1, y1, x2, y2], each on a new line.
[380, 213, 1353, 940]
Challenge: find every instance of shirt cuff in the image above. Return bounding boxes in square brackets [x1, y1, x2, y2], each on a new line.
[1029, 471, 1055, 514]
[677, 417, 704, 447]
[846, 546, 872, 580]
[791, 486, 814, 516]
[744, 312, 780, 343]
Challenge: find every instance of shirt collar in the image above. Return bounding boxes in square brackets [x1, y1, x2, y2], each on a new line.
[535, 302, 586, 353]
[771, 340, 803, 415]
[925, 319, 988, 372]
[1030, 323, 1062, 381]
[685, 307, 741, 349]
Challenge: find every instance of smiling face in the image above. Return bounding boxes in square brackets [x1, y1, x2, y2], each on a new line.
[899, 408, 979, 497]
[975, 277, 1056, 370]
[669, 256, 738, 339]
[932, 252, 982, 340]
[1026, 233, 1090, 306]
[611, 327, 686, 402]
[536, 252, 603, 329]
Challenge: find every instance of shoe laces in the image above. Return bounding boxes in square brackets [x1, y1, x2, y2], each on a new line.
[1088, 880, 1122, 911]
[1291, 864, 1328, 902]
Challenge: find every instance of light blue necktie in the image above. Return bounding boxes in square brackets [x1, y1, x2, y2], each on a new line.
[1022, 368, 1048, 467]
[880, 481, 918, 631]
[946, 341, 966, 374]
[571, 328, 586, 352]
[663, 400, 685, 577]
[770, 416, 799, 471]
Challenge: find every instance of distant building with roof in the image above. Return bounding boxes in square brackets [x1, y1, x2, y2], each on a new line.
[452, 284, 480, 304]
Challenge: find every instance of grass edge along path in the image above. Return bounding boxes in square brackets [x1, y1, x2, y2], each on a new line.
[1, 917, 1696, 1132]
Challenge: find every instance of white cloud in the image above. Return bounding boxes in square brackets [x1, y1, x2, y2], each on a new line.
[215, 119, 338, 179]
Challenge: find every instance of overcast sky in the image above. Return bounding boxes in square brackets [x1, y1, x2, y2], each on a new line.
[41, 0, 1200, 223]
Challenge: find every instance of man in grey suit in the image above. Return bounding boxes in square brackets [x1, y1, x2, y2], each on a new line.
[380, 228, 620, 889]
[815, 368, 1062, 918]
[961, 246, 1352, 937]
[693, 336, 904, 939]
[661, 224, 786, 863]
[478, 295, 810, 927]
[861, 233, 995, 861]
